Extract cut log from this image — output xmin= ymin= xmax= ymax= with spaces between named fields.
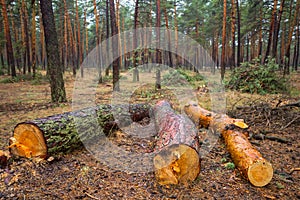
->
xmin=152 ymin=100 xmax=200 ymax=185
xmin=8 ymin=104 xmax=150 ymax=159
xmin=184 ymin=102 xmax=273 ymax=187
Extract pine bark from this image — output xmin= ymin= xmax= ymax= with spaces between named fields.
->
xmin=153 ymin=101 xmax=200 ymax=185
xmin=155 ymin=0 xmax=161 ymax=89
xmin=109 ymin=0 xmax=120 ymax=91
xmin=133 ymin=0 xmax=139 ymax=82
xmin=1 ymin=0 xmax=16 ymax=77
xmin=230 ymin=0 xmax=236 ymax=68
xmin=9 ymin=104 xmax=150 ymax=158
xmin=184 ymin=103 xmax=273 ymax=187
xmin=264 ymin=0 xmax=278 ymax=64
xmin=40 ymin=0 xmax=67 ymax=103
xmin=221 ymin=0 xmax=227 ymax=80
xmin=31 ymin=0 xmax=37 ymax=77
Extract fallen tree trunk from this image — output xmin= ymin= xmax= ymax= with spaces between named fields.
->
xmin=184 ymin=102 xmax=273 ymax=187
xmin=152 ymin=100 xmax=200 ymax=185
xmin=9 ymin=104 xmax=150 ymax=159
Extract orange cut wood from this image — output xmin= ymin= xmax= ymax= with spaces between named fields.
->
xmin=184 ymin=102 xmax=273 ymax=187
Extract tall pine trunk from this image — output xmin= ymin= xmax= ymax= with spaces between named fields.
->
xmin=109 ymin=0 xmax=120 ymax=91
xmin=284 ymin=0 xmax=300 ymax=75
xmin=31 ymin=0 xmax=37 ymax=77
xmin=40 ymin=0 xmax=67 ymax=103
xmin=155 ymin=0 xmax=161 ymax=89
xmin=264 ymin=0 xmax=278 ymax=64
xmin=230 ymin=0 xmax=236 ymax=68
xmin=1 ymin=0 xmax=16 ymax=77
xmin=221 ymin=0 xmax=227 ymax=80
xmin=133 ymin=0 xmax=139 ymax=82
xmin=236 ymin=0 xmax=241 ymax=67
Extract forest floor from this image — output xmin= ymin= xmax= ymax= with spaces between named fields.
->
xmin=0 ymin=70 xmax=299 ymax=199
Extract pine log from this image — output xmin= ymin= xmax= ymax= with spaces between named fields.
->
xmin=8 ymin=104 xmax=150 ymax=159
xmin=153 ymin=100 xmax=200 ymax=185
xmin=184 ymin=102 xmax=273 ymax=187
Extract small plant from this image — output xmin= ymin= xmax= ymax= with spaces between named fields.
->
xmin=276 ymin=182 xmax=284 ymax=189
xmin=225 ymin=162 xmax=235 ymax=170
xmin=220 ymin=157 xmax=227 ymax=163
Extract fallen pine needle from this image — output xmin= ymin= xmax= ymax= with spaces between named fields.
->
xmin=85 ymin=192 xmax=100 ymax=200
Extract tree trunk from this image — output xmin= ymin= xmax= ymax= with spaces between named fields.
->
xmin=293 ymin=20 xmax=299 ymax=71
xmin=153 ymin=101 xmax=200 ymax=185
xmin=93 ymin=0 xmax=102 ymax=83
xmin=75 ymin=0 xmax=82 ymax=67
xmin=155 ymin=0 xmax=161 ymax=89
xmin=164 ymin=7 xmax=173 ymax=68
xmin=40 ymin=0 xmax=67 ymax=103
xmin=109 ymin=0 xmax=120 ymax=91
xmin=221 ymin=0 xmax=227 ymax=80
xmin=9 ymin=8 xmax=21 ymax=73
xmin=133 ymin=0 xmax=139 ymax=82
xmin=264 ymin=0 xmax=278 ymax=64
xmin=9 ymin=104 xmax=150 ymax=159
xmin=230 ymin=0 xmax=236 ymax=68
xmin=284 ymin=0 xmax=300 ymax=75
xmin=236 ymin=0 xmax=241 ymax=67
xmin=184 ymin=103 xmax=273 ymax=187
xmin=105 ymin=0 xmax=110 ymax=77
xmin=38 ymin=2 xmax=46 ymax=70
xmin=272 ymin=0 xmax=285 ymax=61
xmin=31 ymin=0 xmax=37 ymax=78
xmin=22 ymin=0 xmax=31 ymax=73
xmin=1 ymin=0 xmax=16 ymax=77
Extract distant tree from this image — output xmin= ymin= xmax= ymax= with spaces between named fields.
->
xmin=221 ymin=0 xmax=227 ymax=80
xmin=31 ymin=0 xmax=37 ymax=78
xmin=40 ymin=0 xmax=66 ymax=103
xmin=230 ymin=0 xmax=236 ymax=68
xmin=21 ymin=0 xmax=31 ymax=73
xmin=109 ymin=0 xmax=120 ymax=91
xmin=284 ymin=0 xmax=300 ymax=74
xmin=133 ymin=0 xmax=139 ymax=82
xmin=264 ymin=0 xmax=278 ymax=64
xmin=155 ymin=0 xmax=161 ymax=89
xmin=1 ymin=0 xmax=16 ymax=77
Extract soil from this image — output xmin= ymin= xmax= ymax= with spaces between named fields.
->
xmin=0 ymin=71 xmax=299 ymax=199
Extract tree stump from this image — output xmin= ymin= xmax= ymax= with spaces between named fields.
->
xmin=184 ymin=102 xmax=273 ymax=187
xmin=152 ymin=100 xmax=200 ymax=185
xmin=9 ymin=104 xmax=150 ymax=159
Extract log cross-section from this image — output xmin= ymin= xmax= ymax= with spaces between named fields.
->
xmin=9 ymin=104 xmax=150 ymax=159
xmin=184 ymin=102 xmax=273 ymax=187
xmin=153 ymin=100 xmax=200 ymax=185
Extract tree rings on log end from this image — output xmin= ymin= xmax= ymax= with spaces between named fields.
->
xmin=248 ymin=160 xmax=273 ymax=187
xmin=153 ymin=144 xmax=200 ymax=185
xmin=9 ymin=123 xmax=47 ymax=159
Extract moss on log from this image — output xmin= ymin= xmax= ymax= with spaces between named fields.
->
xmin=153 ymin=100 xmax=200 ymax=185
xmin=9 ymin=104 xmax=150 ymax=159
xmin=184 ymin=102 xmax=273 ymax=187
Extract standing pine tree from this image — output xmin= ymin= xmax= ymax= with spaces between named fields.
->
xmin=40 ymin=0 xmax=66 ymax=102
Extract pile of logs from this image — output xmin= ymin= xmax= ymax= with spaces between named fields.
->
xmin=6 ymin=100 xmax=273 ymax=187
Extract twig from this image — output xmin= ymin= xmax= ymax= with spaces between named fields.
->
xmin=252 ymin=134 xmax=290 ymax=144
xmin=281 ymin=101 xmax=300 ymax=107
xmin=85 ymin=192 xmax=100 ymax=200
xmin=280 ymin=115 xmax=300 ymax=130
xmin=289 ymin=168 xmax=300 ymax=175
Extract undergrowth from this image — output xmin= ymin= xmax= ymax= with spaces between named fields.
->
xmin=0 ymin=72 xmax=48 ymax=84
xmin=225 ymin=59 xmax=289 ymax=95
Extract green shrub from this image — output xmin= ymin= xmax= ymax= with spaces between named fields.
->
xmin=162 ymin=69 xmax=205 ymax=86
xmin=225 ymin=58 xmax=288 ymax=94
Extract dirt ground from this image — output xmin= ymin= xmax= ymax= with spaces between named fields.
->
xmin=0 ymin=70 xmax=299 ymax=199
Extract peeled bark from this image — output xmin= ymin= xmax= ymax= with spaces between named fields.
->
xmin=9 ymin=104 xmax=150 ymax=159
xmin=184 ymin=103 xmax=273 ymax=187
xmin=153 ymin=101 xmax=200 ymax=185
